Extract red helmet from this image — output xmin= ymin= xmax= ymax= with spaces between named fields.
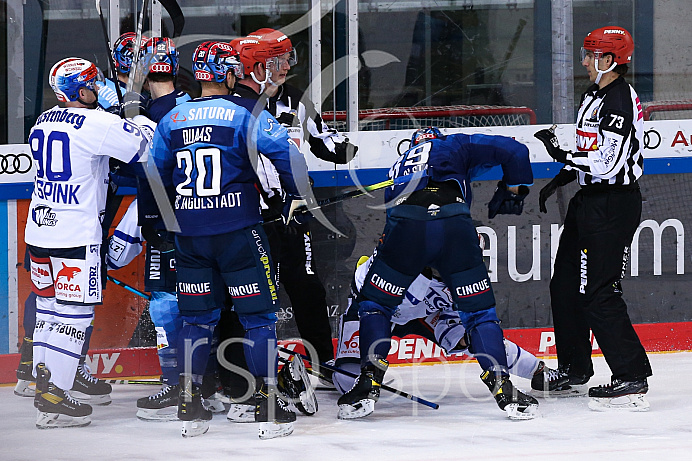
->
xmin=583 ymin=26 xmax=634 ymax=65
xmin=231 ymin=28 xmax=296 ymax=77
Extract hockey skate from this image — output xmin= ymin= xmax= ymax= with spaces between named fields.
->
xmin=531 ymin=363 xmax=588 ymax=398
xmin=588 ymin=378 xmax=650 ymax=412
xmin=227 ymin=394 xmax=256 ymax=423
xmin=35 ymin=363 xmax=92 ymax=429
xmin=15 ymin=337 xmax=35 ymax=397
xmin=337 ymin=358 xmax=388 ymax=420
xmin=255 ymin=383 xmax=296 ymax=440
xmin=136 ymin=384 xmax=180 ymax=421
xmin=278 ymin=355 xmax=318 ymax=416
xmin=481 ymin=370 xmax=539 ymax=420
xmin=71 ymin=363 xmax=112 ymax=406
xmin=200 ymin=374 xmax=226 ymax=414
xmin=179 ymin=375 xmax=213 ymax=437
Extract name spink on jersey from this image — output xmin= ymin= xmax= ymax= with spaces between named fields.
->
xmin=34 ymin=180 xmax=80 ymax=204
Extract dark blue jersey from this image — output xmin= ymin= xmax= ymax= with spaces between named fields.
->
xmin=386 ymin=133 xmax=533 ymax=206
xmin=150 ymin=95 xmax=308 ymax=236
xmin=149 ymin=90 xmax=191 ymax=123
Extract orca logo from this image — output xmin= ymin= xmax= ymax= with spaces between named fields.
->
xmin=57 ymin=262 xmax=81 ymax=281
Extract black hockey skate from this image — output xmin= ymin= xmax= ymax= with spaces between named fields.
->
xmin=35 ymin=363 xmax=93 ymax=429
xmin=200 ymin=374 xmax=226 ymax=414
xmin=531 ymin=363 xmax=589 ymax=397
xmin=136 ymin=384 xmax=180 ymax=421
xmin=481 ymin=370 xmax=539 ymax=420
xmin=531 ymin=361 xmax=570 ymax=395
xmin=337 ymin=358 xmax=388 ymax=420
xmin=278 ymin=355 xmax=318 ymax=415
xmin=178 ymin=375 xmax=213 ymax=437
xmin=255 ymin=383 xmax=296 ymax=440
xmin=588 ymin=378 xmax=649 ymax=412
xmin=15 ymin=337 xmax=35 ymax=397
xmin=71 ymin=363 xmax=112 ymax=406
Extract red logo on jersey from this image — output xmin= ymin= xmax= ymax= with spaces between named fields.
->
xmin=343 ymin=331 xmax=360 ymax=350
xmin=576 ymin=129 xmax=598 ymax=151
xmin=56 ymin=262 xmax=81 ymax=281
xmin=170 ymin=111 xmax=187 ymax=123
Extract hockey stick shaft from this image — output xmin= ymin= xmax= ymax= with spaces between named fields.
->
xmin=107 ymin=275 xmax=151 ymax=300
xmin=278 ymin=346 xmax=439 ymax=409
xmin=95 ymin=0 xmax=124 ymax=107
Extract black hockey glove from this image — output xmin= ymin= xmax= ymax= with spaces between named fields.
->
xmin=333 ymin=140 xmax=359 ymax=164
xmin=276 ymin=112 xmax=298 ymax=127
xmin=487 ymin=180 xmax=530 ymax=219
xmin=534 ymin=128 xmax=569 ymax=164
xmin=538 ymin=168 xmax=577 ymax=213
xmin=282 ymin=196 xmax=313 ymax=226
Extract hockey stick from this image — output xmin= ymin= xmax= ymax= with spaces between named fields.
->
xmin=278 ymin=346 xmax=440 ymax=410
xmin=159 ymin=0 xmax=185 ymax=38
xmin=104 ymin=378 xmax=162 ymax=385
xmin=95 ymin=0 xmax=124 ymax=108
xmin=107 ymin=275 xmax=152 ymax=300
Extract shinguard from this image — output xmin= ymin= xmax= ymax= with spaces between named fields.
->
xmin=240 ymin=315 xmax=278 ymax=379
xmin=357 ymin=301 xmax=392 ymax=368
xmin=177 ymin=311 xmax=220 ymax=384
xmin=461 ymin=308 xmax=508 ymax=374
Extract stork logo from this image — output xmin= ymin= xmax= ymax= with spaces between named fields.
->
xmin=57 ymin=263 xmax=81 ymax=281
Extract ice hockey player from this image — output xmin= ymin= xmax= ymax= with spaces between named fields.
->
xmin=337 ymin=126 xmax=538 ymax=420
xmin=335 ymin=255 xmax=560 ymax=414
xmin=25 ymin=57 xmax=151 ymax=428
xmin=228 ymin=28 xmax=357 ymax=370
xmin=110 ymin=36 xmax=199 ymax=421
xmin=97 ymin=32 xmax=148 ymax=111
xmin=534 ymin=26 xmax=651 ymax=411
xmin=148 ymin=40 xmax=313 ymax=439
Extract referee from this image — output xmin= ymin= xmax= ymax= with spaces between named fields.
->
xmin=533 ymin=26 xmax=652 ymax=410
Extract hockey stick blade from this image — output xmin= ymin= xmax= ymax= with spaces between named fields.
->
xmin=278 ymin=346 xmax=439 ymax=409
xmin=107 ymin=275 xmax=152 ymax=300
xmin=159 ymin=0 xmax=185 ymax=38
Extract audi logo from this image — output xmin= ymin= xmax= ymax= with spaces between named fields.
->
xmin=643 ymin=129 xmax=661 ymax=150
xmin=0 ymin=152 xmax=33 ymax=174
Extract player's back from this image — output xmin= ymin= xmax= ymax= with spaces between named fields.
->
xmin=26 ymin=106 xmax=147 ymax=248
xmin=153 ymin=95 xmax=272 ymax=236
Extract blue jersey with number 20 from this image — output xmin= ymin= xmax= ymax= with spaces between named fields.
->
xmin=150 ymin=95 xmax=307 ymax=236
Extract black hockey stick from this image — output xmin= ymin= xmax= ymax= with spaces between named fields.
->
xmin=278 ymin=346 xmax=440 ymax=410
xmin=107 ymin=275 xmax=152 ymax=300
xmin=159 ymin=0 xmax=185 ymax=38
xmin=104 ymin=378 xmax=162 ymax=385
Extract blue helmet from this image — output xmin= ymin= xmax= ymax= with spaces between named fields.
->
xmin=193 ymin=41 xmax=243 ymax=83
xmin=410 ymin=126 xmax=443 ymax=147
xmin=112 ymin=32 xmax=148 ymax=74
xmin=141 ymin=37 xmax=179 ymax=76
xmin=49 ymin=57 xmax=104 ymax=102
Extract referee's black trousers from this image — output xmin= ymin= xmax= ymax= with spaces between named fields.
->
xmin=550 ymin=185 xmax=652 ymax=382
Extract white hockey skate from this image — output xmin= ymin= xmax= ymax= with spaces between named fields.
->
xmin=202 ymin=392 xmax=227 ymax=413
xmin=227 ymin=402 xmax=255 ymax=423
xmin=15 ymin=379 xmax=36 ymax=397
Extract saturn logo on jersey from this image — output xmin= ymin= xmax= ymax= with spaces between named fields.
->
xmin=32 ymin=205 xmax=57 ymax=227
xmin=369 ymin=273 xmax=406 ymax=297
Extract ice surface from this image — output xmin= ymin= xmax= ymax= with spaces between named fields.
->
xmin=3 ymin=352 xmax=692 ymax=460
